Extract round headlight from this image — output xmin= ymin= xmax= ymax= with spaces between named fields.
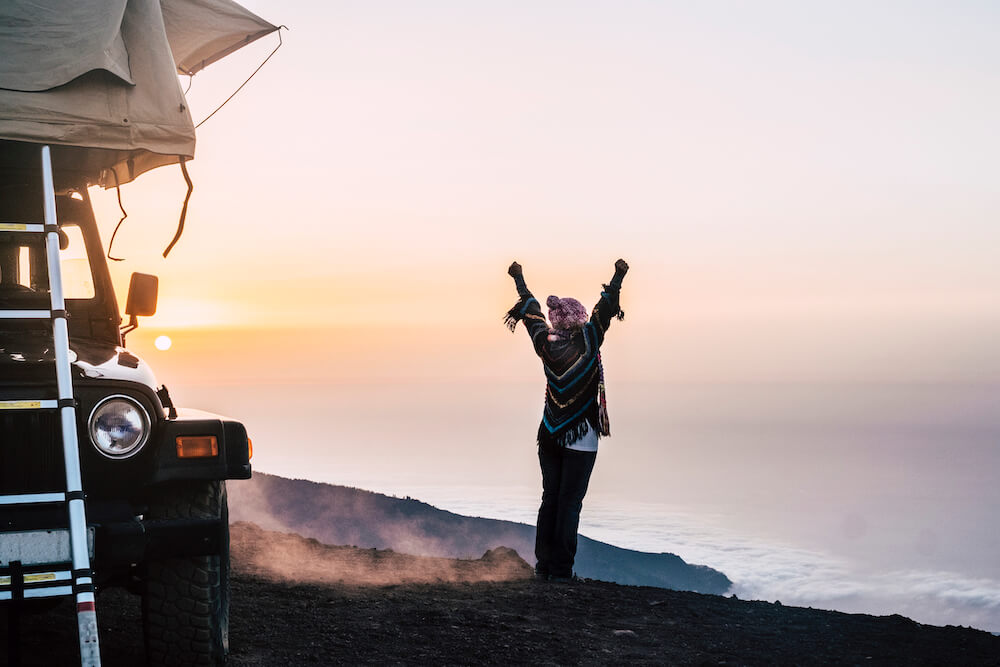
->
xmin=88 ymin=395 xmax=150 ymax=459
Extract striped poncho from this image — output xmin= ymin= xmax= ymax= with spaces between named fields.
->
xmin=506 ymin=279 xmax=623 ymax=449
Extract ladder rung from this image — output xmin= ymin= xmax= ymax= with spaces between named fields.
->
xmin=0 ymin=222 xmax=45 ymax=233
xmin=0 ymin=400 xmax=58 ymax=410
xmin=0 ymin=569 xmax=72 ymax=587
xmin=0 ymin=310 xmax=51 ymax=319
xmin=0 ymin=493 xmax=66 ymax=505
xmin=0 ymin=586 xmax=74 ymax=601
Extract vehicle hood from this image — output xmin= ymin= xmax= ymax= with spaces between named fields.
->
xmin=0 ymin=332 xmax=158 ymax=389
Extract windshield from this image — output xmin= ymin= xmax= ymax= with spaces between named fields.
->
xmin=0 ymin=224 xmax=96 ymax=306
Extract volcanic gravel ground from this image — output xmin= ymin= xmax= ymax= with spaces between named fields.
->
xmin=5 ymin=575 xmax=1000 ymax=665
xmin=3 ymin=524 xmax=1000 ymax=665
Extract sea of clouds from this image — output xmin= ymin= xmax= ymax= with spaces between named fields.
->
xmin=403 ymin=485 xmax=1000 ymax=633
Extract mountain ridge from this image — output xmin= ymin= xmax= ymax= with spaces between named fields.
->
xmin=227 ymin=471 xmax=731 ymax=594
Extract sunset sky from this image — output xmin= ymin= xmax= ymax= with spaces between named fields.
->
xmin=74 ymin=0 xmax=1000 ymax=629
xmin=82 ymin=3 xmax=994 ymax=440
xmin=90 ymin=0 xmax=998 ymax=381
xmin=84 ymin=0 xmax=999 ymax=496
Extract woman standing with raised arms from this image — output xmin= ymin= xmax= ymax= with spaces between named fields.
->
xmin=504 ymin=259 xmax=628 ymax=582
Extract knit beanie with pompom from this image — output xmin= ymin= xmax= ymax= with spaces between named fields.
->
xmin=546 ymin=295 xmax=589 ymax=331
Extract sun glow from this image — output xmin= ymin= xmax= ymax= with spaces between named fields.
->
xmin=154 ymin=335 xmax=173 ymax=351
xmin=139 ymin=297 xmax=238 ymax=329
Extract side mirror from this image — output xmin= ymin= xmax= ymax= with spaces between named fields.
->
xmin=126 ymin=272 xmax=158 ymax=317
xmin=121 ymin=273 xmax=158 ymax=344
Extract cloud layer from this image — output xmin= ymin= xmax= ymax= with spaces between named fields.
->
xmin=421 ymin=487 xmax=1000 ymax=633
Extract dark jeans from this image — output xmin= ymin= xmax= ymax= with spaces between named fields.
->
xmin=535 ymin=445 xmax=598 ymax=578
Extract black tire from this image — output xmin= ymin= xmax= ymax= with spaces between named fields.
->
xmin=142 ymin=480 xmax=230 ymax=666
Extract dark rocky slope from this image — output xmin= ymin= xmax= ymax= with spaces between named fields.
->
xmin=3 ymin=522 xmax=998 ymax=666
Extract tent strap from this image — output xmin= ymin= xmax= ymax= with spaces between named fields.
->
xmin=195 ymin=27 xmax=285 ymax=129
xmin=106 ymin=168 xmax=129 ymax=262
xmin=162 ymin=158 xmax=192 ymax=258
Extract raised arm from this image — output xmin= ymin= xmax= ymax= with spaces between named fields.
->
xmin=504 ymin=261 xmax=549 ymax=355
xmin=589 ymin=258 xmax=628 ymax=345
xmin=508 ymin=261 xmax=530 ymax=298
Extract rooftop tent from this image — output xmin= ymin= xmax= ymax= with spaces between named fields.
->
xmin=0 ymin=0 xmax=279 ymax=187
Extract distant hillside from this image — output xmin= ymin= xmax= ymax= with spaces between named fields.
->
xmin=227 ymin=471 xmax=731 ymax=594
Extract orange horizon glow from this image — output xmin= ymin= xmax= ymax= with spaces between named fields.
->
xmin=79 ymin=0 xmax=998 ymax=395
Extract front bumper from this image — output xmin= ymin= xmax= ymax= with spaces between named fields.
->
xmin=94 ymin=516 xmax=224 ymax=565
xmin=1 ymin=514 xmax=223 ymax=597
xmin=1 ymin=502 xmax=224 ymax=565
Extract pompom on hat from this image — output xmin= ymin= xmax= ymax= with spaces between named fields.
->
xmin=546 ymin=295 xmax=589 ymax=330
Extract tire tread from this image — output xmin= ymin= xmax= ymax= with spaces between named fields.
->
xmin=142 ymin=480 xmax=229 ymax=666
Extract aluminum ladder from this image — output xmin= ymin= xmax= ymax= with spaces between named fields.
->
xmin=0 ymin=145 xmax=101 ymax=666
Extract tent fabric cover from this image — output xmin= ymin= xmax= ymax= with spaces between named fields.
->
xmin=0 ymin=1 xmax=134 ymax=92
xmin=163 ymin=0 xmax=279 ymax=76
xmin=0 ymin=0 xmax=277 ymax=187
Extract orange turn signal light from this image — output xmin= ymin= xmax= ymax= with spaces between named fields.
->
xmin=248 ymin=438 xmax=253 ymax=460
xmin=176 ymin=436 xmax=218 ymax=458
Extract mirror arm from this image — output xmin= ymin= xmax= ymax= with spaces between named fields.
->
xmin=120 ymin=314 xmax=139 ymax=345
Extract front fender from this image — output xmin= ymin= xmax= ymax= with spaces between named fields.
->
xmin=148 ymin=408 xmax=251 ymax=485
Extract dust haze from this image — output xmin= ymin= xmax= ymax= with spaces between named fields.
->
xmin=226 ymin=475 xmax=536 ymax=588
xmin=231 ymin=522 xmax=532 ymax=587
